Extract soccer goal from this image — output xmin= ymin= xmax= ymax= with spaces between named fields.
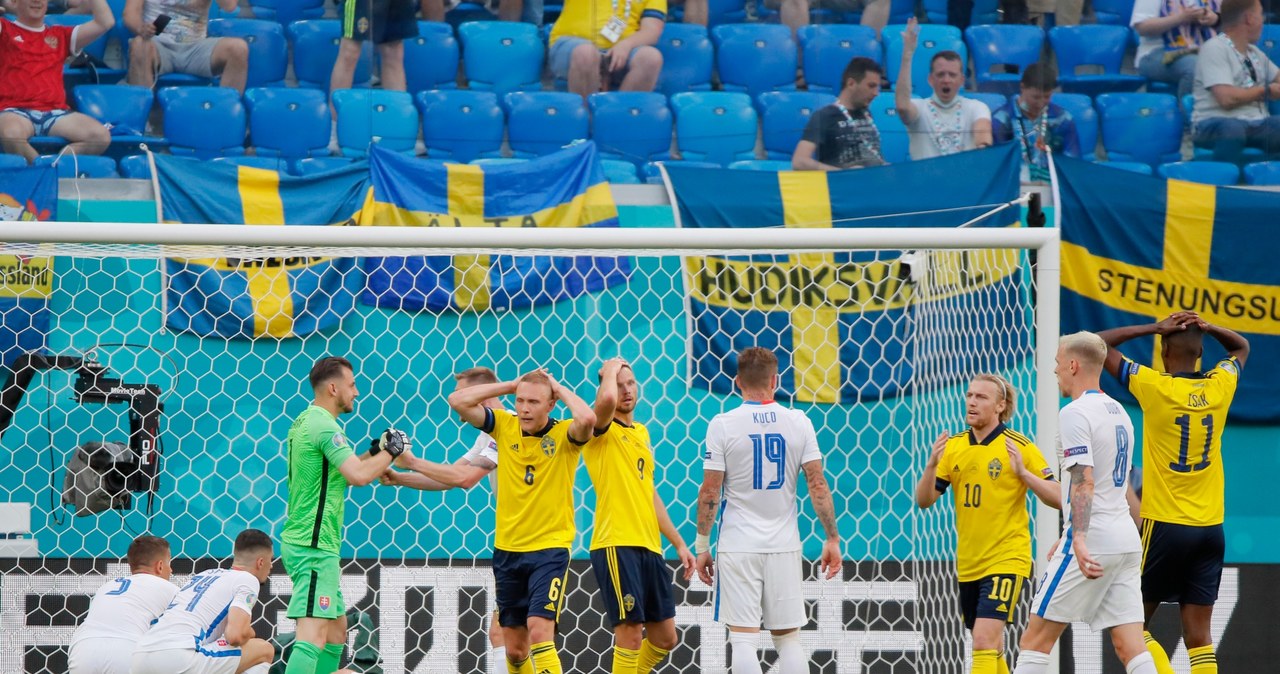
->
xmin=0 ymin=222 xmax=1059 ymax=674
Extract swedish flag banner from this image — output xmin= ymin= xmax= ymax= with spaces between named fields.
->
xmin=0 ymin=166 xmax=57 ymax=366
xmin=1057 ymin=157 xmax=1280 ymax=423
xmin=155 ymin=157 xmax=370 ymax=339
xmin=665 ymin=144 xmax=1026 ymax=404
xmin=359 ymin=143 xmax=629 ymax=312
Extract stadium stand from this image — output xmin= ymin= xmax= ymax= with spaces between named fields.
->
xmin=458 ymin=21 xmax=545 ymax=94
xmin=244 ymin=87 xmax=332 ymax=160
xmin=1244 ymin=160 xmax=1280 ymax=185
xmin=1095 ymin=92 xmax=1183 ymax=166
xmin=796 ymin=24 xmax=882 ymax=95
xmin=158 ymin=87 xmax=248 ymax=159
xmin=333 ymin=90 xmax=420 ymax=157
xmin=654 ymin=23 xmax=715 ymax=97
xmin=1053 ymin=93 xmax=1101 ymax=161
xmin=883 ymin=23 xmax=966 ymax=97
xmin=670 ymin=91 xmax=759 ymax=166
xmin=208 ymin=18 xmax=289 ymax=89
xmin=1158 ymin=161 xmax=1241 ymax=186
xmin=758 ymin=91 xmax=835 ymax=160
xmin=416 ymin=90 xmax=507 ymax=163
xmin=33 ymin=154 xmax=119 ymax=178
xmin=1050 ymin=25 xmax=1146 ymax=97
xmin=404 ymin=22 xmax=461 ymax=93
xmin=589 ymin=92 xmax=675 ymax=168
xmin=712 ymin=24 xmax=799 ymax=105
xmin=505 ymin=92 xmax=590 ymax=158
xmin=965 ymin=24 xmax=1044 ymax=95
xmin=288 ymin=19 xmax=373 ymax=90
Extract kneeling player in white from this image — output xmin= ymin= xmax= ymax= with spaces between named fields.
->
xmin=1013 ymin=333 xmax=1155 ymax=674
xmin=68 ymin=535 xmax=178 ymax=674
xmin=131 ymin=529 xmax=275 ymax=674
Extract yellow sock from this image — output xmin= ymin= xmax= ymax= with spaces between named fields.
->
xmin=1188 ymin=644 xmax=1217 ymax=674
xmin=611 ymin=645 xmax=640 ymax=674
xmin=637 ymin=639 xmax=671 ymax=674
xmin=996 ymin=650 xmax=1010 ymax=674
xmin=1144 ymin=631 xmax=1176 ymax=674
xmin=971 ymin=649 xmax=999 ymax=674
xmin=530 ymin=641 xmax=562 ymax=674
xmin=520 ymin=656 xmax=535 ymax=674
xmin=506 ymin=655 xmax=531 ymax=674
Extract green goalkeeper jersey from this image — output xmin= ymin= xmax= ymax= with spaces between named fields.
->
xmin=283 ymin=405 xmax=356 ymax=554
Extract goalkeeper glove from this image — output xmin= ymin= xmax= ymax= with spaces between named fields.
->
xmin=368 ymin=428 xmax=410 ymax=458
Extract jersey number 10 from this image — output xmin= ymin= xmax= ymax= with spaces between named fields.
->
xmin=750 ymin=433 xmax=786 ymax=490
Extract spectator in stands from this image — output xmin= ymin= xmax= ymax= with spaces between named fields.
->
xmin=992 ymin=63 xmax=1081 ymax=181
xmin=331 ymin=0 xmax=418 ymax=95
xmin=762 ymin=0 xmax=890 ymax=34
xmin=124 ymin=0 xmax=248 ymax=94
xmin=895 ymin=18 xmax=993 ymax=160
xmin=1132 ymin=0 xmax=1220 ymax=100
xmin=0 ymin=0 xmax=113 ymax=163
xmin=1191 ymin=0 xmax=1280 ymax=163
xmin=549 ymin=0 xmax=664 ymax=100
xmin=949 ymin=0 xmax=1029 ymax=29
xmin=420 ymin=0 xmax=543 ymax=24
xmin=792 ymin=57 xmax=887 ymax=170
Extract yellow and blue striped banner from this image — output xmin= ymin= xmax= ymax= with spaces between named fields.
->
xmin=358 ymin=143 xmax=628 ymax=313
xmin=155 ymin=157 xmax=371 ymax=339
xmin=1058 ymin=157 xmax=1280 ymax=422
xmin=666 ymin=145 xmax=1024 ymax=404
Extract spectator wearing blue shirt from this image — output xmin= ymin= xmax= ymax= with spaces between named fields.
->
xmin=992 ymin=63 xmax=1081 ymax=182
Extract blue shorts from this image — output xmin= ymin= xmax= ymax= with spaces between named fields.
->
xmin=493 ymin=548 xmax=571 ymax=627
xmin=548 ymin=36 xmax=644 ymax=83
xmin=957 ymin=573 xmax=1025 ymax=630
xmin=2 ymin=108 xmax=70 ymax=135
xmin=1140 ymin=520 xmax=1225 ymax=605
xmin=589 ymin=546 xmax=677 ymax=627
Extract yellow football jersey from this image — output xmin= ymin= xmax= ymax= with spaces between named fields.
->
xmin=936 ymin=424 xmax=1053 ymax=582
xmin=485 ymin=408 xmax=585 ymax=552
xmin=583 ymin=420 xmax=662 ymax=553
xmin=1120 ymin=355 xmax=1241 ymax=526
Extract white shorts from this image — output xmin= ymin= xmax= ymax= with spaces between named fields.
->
xmin=714 ymin=550 xmax=806 ymax=630
xmin=68 ymin=637 xmax=133 ymax=674
xmin=130 ymin=647 xmax=240 ymax=674
xmin=1030 ymin=550 xmax=1144 ymax=631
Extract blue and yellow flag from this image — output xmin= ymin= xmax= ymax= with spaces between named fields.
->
xmin=359 ymin=143 xmax=628 ymax=312
xmin=0 ymin=166 xmax=57 ymax=366
xmin=155 ymin=157 xmax=370 ymax=339
xmin=1058 ymin=157 xmax=1280 ymax=422
xmin=666 ymin=145 xmax=1025 ymax=404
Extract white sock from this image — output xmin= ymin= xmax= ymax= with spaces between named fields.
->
xmin=491 ymin=646 xmax=507 ymax=674
xmin=1012 ymin=649 xmax=1051 ymax=674
xmin=771 ymin=631 xmax=806 ymax=674
xmin=242 ymin=665 xmax=271 ymax=674
xmin=1126 ymin=651 xmax=1157 ymax=674
xmin=729 ymin=631 xmax=763 ymax=674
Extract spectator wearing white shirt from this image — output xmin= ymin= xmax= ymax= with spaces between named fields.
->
xmin=895 ymin=18 xmax=993 ymax=160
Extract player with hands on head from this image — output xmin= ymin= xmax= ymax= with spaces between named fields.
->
xmin=448 ymin=367 xmax=595 ymax=674
xmin=67 ymin=535 xmax=177 ymax=674
xmin=914 ymin=373 xmax=1059 ymax=674
xmin=131 ymin=529 xmax=276 ymax=674
xmin=585 ymin=357 xmax=694 ymax=674
xmin=693 ymin=347 xmax=841 ymax=674
xmin=1099 ymin=311 xmax=1248 ymax=674
xmin=1012 ymin=333 xmax=1156 ymax=674
xmin=281 ymin=356 xmax=412 ymax=674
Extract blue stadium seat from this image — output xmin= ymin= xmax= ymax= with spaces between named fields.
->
xmin=416 ymin=90 xmax=505 ymax=163
xmin=711 ymin=24 xmax=798 ymax=105
xmin=668 ymin=0 xmax=748 ymax=25
xmin=1053 ymin=93 xmax=1099 ymax=161
xmin=0 ymin=155 xmax=28 ymax=169
xmin=72 ymin=84 xmax=167 ymax=157
xmin=1158 ymin=161 xmax=1240 ymax=185
xmin=44 ymin=15 xmax=126 ymax=85
xmin=601 ymin=159 xmax=641 ymax=184
xmin=967 ymin=92 xmax=1008 ymax=117
xmin=458 ymin=22 xmax=543 ymax=94
xmin=33 ymin=154 xmax=119 ymax=178
xmin=966 ymin=25 xmax=1045 ymax=95
xmin=245 ymin=87 xmax=331 ymax=159
xmin=1050 ymin=26 xmax=1145 ymax=97
xmin=118 ymin=154 xmax=151 ymax=179
xmin=923 ymin=0 xmax=999 ymax=25
xmin=883 ymin=24 xmax=966 ymax=97
xmin=405 ymin=22 xmax=460 ymax=93
xmin=796 ymin=25 xmax=880 ymax=95
xmin=208 ymin=19 xmax=288 ymax=88
xmin=504 ymin=92 xmax=589 ymax=158
xmin=1261 ymin=25 xmax=1280 ymax=66
xmin=1092 ymin=0 xmax=1136 ymax=25
xmin=758 ymin=91 xmax=834 ymax=160
xmin=294 ymin=156 xmax=357 ymax=176
xmin=332 ymin=89 xmax=419 ymax=157
xmin=250 ymin=0 xmax=325 ymax=25
xmin=289 ymin=20 xmax=372 ymax=90
xmin=869 ymin=92 xmax=910 ymax=164
xmin=729 ymin=159 xmax=793 ymax=171
xmin=655 ymin=24 xmax=714 ymax=97
xmin=158 ymin=87 xmax=247 ymax=159
xmin=588 ymin=92 xmax=673 ymax=167
xmin=1095 ymin=93 xmax=1182 ymax=166
xmin=670 ymin=92 xmax=758 ymax=166
xmin=1096 ymin=160 xmax=1154 ymax=174
xmin=212 ymin=156 xmax=292 ymax=172
xmin=1244 ymin=161 xmax=1280 ymax=185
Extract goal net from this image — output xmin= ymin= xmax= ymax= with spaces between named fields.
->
xmin=0 ymin=224 xmax=1058 ymax=674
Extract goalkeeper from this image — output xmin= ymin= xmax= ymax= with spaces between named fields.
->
xmin=282 ymin=356 xmax=412 ymax=674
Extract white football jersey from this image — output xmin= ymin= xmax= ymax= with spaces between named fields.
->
xmin=135 ymin=568 xmax=260 ymax=653
xmin=704 ymin=401 xmax=823 ymax=553
xmin=69 ymin=573 xmax=178 ymax=645
xmin=1057 ymin=391 xmax=1142 ymax=555
xmin=461 ymin=431 xmax=499 ymax=491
